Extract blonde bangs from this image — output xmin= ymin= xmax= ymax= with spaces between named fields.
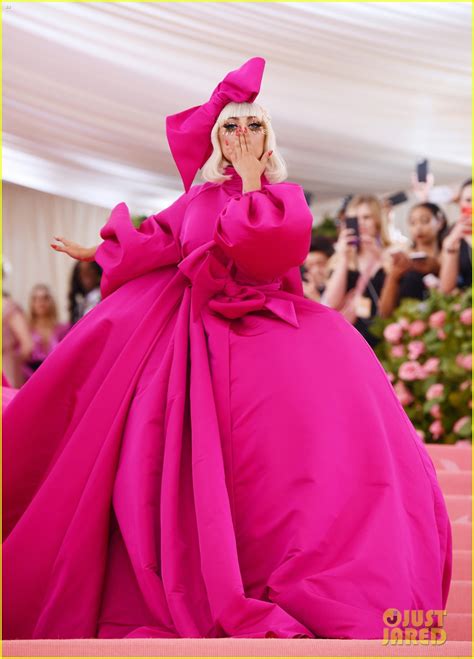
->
xmin=216 ymin=102 xmax=267 ymax=124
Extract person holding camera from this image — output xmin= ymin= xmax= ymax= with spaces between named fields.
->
xmin=321 ymin=194 xmax=391 ymax=347
xmin=378 ymin=203 xmax=447 ymax=318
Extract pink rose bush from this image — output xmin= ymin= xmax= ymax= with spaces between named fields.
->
xmin=429 ymin=310 xmax=446 ymax=328
xmin=394 ymin=381 xmax=414 ymax=406
xmin=429 ymin=404 xmax=441 ymax=419
xmin=384 ymin=323 xmax=403 ymax=343
xmin=453 ymin=416 xmax=471 ymax=434
xmin=371 ymin=287 xmax=472 ymax=443
xmin=408 ymin=320 xmax=427 ymax=337
xmin=407 ymin=340 xmax=425 ymax=360
xmin=424 ymin=358 xmax=440 ymax=374
xmin=426 ymin=383 xmax=445 ymax=400
xmin=428 ymin=420 xmax=444 ymax=441
xmin=460 ymin=308 xmax=472 ymax=326
xmin=398 ymin=361 xmax=425 ymax=381
xmin=456 ymin=354 xmax=472 ymax=370
xmin=391 ymin=344 xmax=405 ymax=358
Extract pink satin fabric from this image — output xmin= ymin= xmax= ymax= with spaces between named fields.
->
xmin=2 ymin=168 xmax=452 ymax=640
xmin=166 ymin=57 xmax=265 ymax=191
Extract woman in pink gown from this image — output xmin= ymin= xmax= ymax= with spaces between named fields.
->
xmin=3 ymin=58 xmax=451 ymax=641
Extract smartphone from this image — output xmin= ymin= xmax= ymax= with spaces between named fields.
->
xmin=416 ymin=159 xmax=429 ymax=183
xmin=386 ymin=191 xmax=408 ymax=206
xmin=344 ymin=216 xmax=360 ymax=251
xmin=410 ymin=252 xmax=428 ymax=261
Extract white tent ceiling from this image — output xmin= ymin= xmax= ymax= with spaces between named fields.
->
xmin=3 ymin=1 xmax=472 ymax=214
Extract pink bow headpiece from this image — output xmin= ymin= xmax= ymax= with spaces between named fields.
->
xmin=166 ymin=57 xmax=266 ymax=192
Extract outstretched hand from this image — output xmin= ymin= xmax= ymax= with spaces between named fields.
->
xmin=51 ymin=237 xmax=96 ymax=262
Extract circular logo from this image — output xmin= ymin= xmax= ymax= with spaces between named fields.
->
xmin=383 ymin=609 xmax=402 ymax=627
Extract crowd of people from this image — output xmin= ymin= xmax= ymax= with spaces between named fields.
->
xmin=2 ymin=177 xmax=471 ymax=387
xmin=302 ymin=177 xmax=472 ymax=348
xmin=2 ymin=261 xmax=102 ymax=387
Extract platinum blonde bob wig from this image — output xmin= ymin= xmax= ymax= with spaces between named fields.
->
xmin=201 ymin=102 xmax=288 ymax=185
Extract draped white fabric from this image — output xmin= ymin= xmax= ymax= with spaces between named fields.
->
xmin=3 ymin=181 xmax=109 ymax=322
xmin=2 ymin=2 xmax=471 ymax=319
xmin=3 ymin=1 xmax=471 ymax=213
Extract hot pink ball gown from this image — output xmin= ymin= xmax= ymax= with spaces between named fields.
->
xmin=2 ymin=167 xmax=452 ymax=640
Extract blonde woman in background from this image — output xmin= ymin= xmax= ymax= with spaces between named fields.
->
xmin=321 ymin=194 xmax=392 ymax=347
xmin=22 ymin=284 xmax=70 ymax=382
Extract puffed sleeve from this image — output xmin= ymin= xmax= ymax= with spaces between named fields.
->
xmin=213 ymin=182 xmax=313 ymax=282
xmin=95 ymin=192 xmax=190 ymax=298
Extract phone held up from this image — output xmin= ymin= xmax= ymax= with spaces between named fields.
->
xmin=344 ymin=216 xmax=360 ymax=252
xmin=386 ymin=191 xmax=408 ymax=207
xmin=416 ymin=158 xmax=429 ymax=183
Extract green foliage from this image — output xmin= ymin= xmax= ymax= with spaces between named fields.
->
xmin=371 ymin=287 xmax=472 ymax=444
xmin=131 ymin=215 xmax=148 ymax=229
xmin=313 ymin=216 xmax=338 ymax=241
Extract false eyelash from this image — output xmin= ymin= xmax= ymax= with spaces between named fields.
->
xmin=221 ymin=122 xmax=266 ymax=133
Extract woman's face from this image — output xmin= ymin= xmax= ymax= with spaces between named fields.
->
xmin=79 ymin=262 xmax=100 ymax=292
xmin=408 ymin=207 xmax=440 ymax=246
xmin=218 ymin=115 xmax=266 ymax=163
xmin=304 ymin=251 xmax=330 ymax=287
xmin=355 ymin=203 xmax=379 ymax=237
xmin=31 ymin=286 xmax=54 ymax=318
xmin=460 ymin=183 xmax=472 ymax=209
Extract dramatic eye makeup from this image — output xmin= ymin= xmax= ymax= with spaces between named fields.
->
xmin=221 ymin=117 xmax=265 ymax=134
xmin=248 ymin=121 xmax=264 ymax=132
xmin=222 ymin=122 xmax=238 ymax=133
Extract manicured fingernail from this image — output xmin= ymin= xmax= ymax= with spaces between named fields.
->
xmin=269 ymin=150 xmax=273 ymax=155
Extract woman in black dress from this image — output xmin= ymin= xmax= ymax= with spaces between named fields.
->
xmin=321 ymin=194 xmax=390 ymax=348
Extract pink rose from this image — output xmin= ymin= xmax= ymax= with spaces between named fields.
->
xmin=408 ymin=340 xmax=425 ymax=360
xmin=453 ymin=416 xmax=471 ymax=434
xmin=384 ymin=323 xmax=403 ymax=344
xmin=453 ymin=303 xmax=462 ymax=311
xmin=394 ymin=381 xmax=414 ymax=406
xmin=429 ymin=310 xmax=446 ymax=328
xmin=399 ymin=360 xmax=424 ymax=381
xmin=429 ymin=404 xmax=441 ymax=419
xmin=429 ymin=419 xmax=444 ymax=440
xmin=391 ymin=345 xmax=406 ymax=358
xmin=398 ymin=318 xmax=410 ymax=330
xmin=460 ymin=380 xmax=471 ymax=391
xmin=460 ymin=308 xmax=472 ymax=326
xmin=456 ymin=354 xmax=472 ymax=370
xmin=424 ymin=357 xmax=440 ymax=374
xmin=426 ymin=383 xmax=445 ymax=400
xmin=387 ymin=371 xmax=396 ymax=382
xmin=408 ymin=320 xmax=426 ymax=337
xmin=415 ymin=428 xmax=425 ymax=440
xmin=437 ymin=329 xmax=447 ymax=340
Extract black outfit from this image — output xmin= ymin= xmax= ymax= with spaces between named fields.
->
xmin=457 ymin=238 xmax=472 ymax=289
xmin=346 ymin=267 xmax=386 ymax=348
xmin=398 ymin=270 xmax=428 ymax=301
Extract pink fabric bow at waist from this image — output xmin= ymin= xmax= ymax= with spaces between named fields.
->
xmin=178 ymin=242 xmax=299 ymax=328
